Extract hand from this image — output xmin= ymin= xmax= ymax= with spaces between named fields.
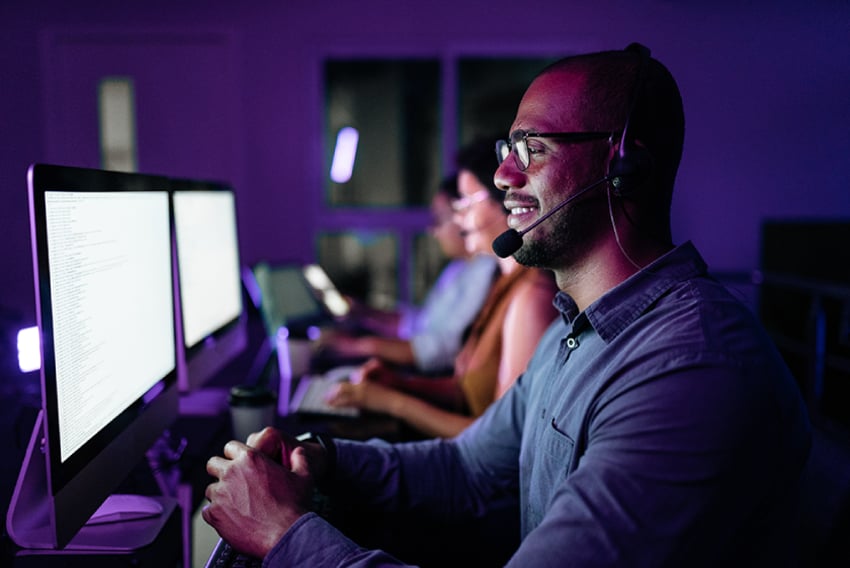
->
xmin=245 ymin=426 xmax=299 ymax=468
xmin=202 ymin=435 xmax=315 ymax=558
xmin=359 ymin=357 xmax=405 ymax=387
xmin=325 ymin=360 xmax=403 ymax=415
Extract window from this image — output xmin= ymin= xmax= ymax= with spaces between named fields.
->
xmin=325 ymin=59 xmax=441 ymax=208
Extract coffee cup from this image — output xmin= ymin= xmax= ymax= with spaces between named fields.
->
xmin=228 ymin=385 xmax=276 ymax=442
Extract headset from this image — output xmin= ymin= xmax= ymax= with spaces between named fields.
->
xmin=492 ymin=42 xmax=659 ymax=259
xmin=607 ymin=42 xmax=654 ymax=198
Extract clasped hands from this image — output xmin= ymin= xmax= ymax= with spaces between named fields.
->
xmin=203 ymin=427 xmax=329 ymax=559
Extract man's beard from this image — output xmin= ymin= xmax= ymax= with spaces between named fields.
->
xmin=512 ymin=195 xmax=605 ymax=270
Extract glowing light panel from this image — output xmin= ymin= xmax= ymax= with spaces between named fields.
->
xmin=17 ymin=326 xmax=41 ymax=372
xmin=330 ymin=126 xmax=359 ymax=183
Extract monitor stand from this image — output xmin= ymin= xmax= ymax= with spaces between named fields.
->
xmin=6 ymin=410 xmax=178 ymax=552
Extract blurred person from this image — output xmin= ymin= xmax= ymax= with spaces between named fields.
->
xmin=322 ymin=174 xmax=498 ymax=374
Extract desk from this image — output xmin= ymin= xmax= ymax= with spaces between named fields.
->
xmin=6 ymin=504 xmax=182 ymax=568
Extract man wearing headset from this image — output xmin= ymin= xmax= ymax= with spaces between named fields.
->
xmin=204 ymin=44 xmax=811 ymax=567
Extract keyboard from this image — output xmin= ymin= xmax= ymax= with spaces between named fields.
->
xmin=290 ymin=366 xmax=361 ymax=417
xmin=205 ymin=538 xmax=263 ymax=568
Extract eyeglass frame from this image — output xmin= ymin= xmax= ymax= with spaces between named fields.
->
xmin=495 ymin=130 xmax=613 ymax=172
xmin=451 ymin=189 xmax=491 ymax=213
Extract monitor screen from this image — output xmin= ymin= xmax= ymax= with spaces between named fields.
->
xmin=302 ymin=264 xmax=351 ymax=319
xmin=252 ymin=262 xmax=328 ymax=338
xmin=6 ymin=164 xmax=179 ymax=551
xmin=171 ymin=179 xmax=247 ymax=394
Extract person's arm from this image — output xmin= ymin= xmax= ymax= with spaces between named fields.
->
xmin=265 ymin=513 xmax=411 ymax=567
xmin=497 ymin=275 xmax=558 ymax=397
xmin=327 ymin=375 xmax=473 ymax=438
xmin=272 ymin=392 xmax=525 ymax=566
xmin=331 ymin=335 xmax=418 ymax=367
xmin=374 ymin=385 xmax=476 ymax=438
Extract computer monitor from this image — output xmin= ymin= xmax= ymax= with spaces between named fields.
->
xmin=171 ymin=179 xmax=247 ymax=395
xmin=6 ymin=164 xmax=179 ymax=551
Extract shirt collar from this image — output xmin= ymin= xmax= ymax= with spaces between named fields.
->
xmin=553 ymin=241 xmax=708 ymax=342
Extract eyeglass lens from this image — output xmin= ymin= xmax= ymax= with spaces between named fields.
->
xmin=495 ymin=132 xmax=531 ymax=171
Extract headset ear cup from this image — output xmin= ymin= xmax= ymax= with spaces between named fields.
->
xmin=608 ymin=144 xmax=653 ymax=197
xmin=609 ymin=42 xmax=654 ymax=198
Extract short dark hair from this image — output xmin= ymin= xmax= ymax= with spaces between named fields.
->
xmin=455 ymin=135 xmax=504 ymax=205
xmin=540 ymin=48 xmax=685 ymax=205
xmin=437 ymin=173 xmax=460 ymax=200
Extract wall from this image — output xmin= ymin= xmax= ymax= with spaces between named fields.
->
xmin=1 ymin=0 xmax=849 ymax=332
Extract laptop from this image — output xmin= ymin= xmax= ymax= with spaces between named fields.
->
xmin=288 ymin=365 xmax=361 ymax=417
xmin=251 ymin=262 xmax=353 ymax=337
xmin=274 ymin=324 xmax=360 ymax=418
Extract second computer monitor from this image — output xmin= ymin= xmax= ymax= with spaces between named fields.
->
xmin=171 ymin=179 xmax=248 ymax=394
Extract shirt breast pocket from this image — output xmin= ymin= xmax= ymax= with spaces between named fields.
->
xmin=527 ymin=419 xmax=576 ymax=528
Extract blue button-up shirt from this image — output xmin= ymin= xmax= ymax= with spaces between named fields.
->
xmin=269 ymin=242 xmax=811 ymax=567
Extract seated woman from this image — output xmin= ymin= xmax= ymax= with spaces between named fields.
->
xmin=320 ymin=174 xmax=498 ymax=375
xmin=326 ymin=137 xmax=558 ymax=438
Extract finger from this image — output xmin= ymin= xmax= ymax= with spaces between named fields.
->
xmin=222 ymin=439 xmax=248 ymax=459
xmin=289 ymin=446 xmax=312 ymax=478
xmin=362 ymin=357 xmax=382 ymax=373
xmin=248 ymin=427 xmax=281 ymax=457
xmin=324 ymin=383 xmax=347 ymax=406
xmin=245 ymin=429 xmax=262 ymax=448
xmin=200 ymin=503 xmax=213 ymax=526
xmin=204 ymin=481 xmax=217 ymax=504
xmin=206 ymin=455 xmax=226 ymax=477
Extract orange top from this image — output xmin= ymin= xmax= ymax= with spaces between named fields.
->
xmin=455 ymin=266 xmax=557 ymax=417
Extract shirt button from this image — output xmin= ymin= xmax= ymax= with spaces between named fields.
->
xmin=566 ymin=336 xmax=579 ymax=349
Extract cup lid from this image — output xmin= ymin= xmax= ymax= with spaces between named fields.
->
xmin=228 ymin=384 xmax=276 ymax=407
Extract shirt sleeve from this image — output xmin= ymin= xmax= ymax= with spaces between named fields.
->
xmin=266 ymin=512 xmax=410 ymax=567
xmin=408 ymin=256 xmax=497 ymax=372
xmin=266 ymin=433 xmax=517 ymax=567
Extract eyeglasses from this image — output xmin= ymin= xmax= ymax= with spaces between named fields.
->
xmin=451 ymin=189 xmax=490 ymax=212
xmin=495 ymin=130 xmax=612 ymax=171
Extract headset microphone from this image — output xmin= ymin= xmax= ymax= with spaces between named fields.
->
xmin=491 ymin=177 xmax=609 ymax=258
